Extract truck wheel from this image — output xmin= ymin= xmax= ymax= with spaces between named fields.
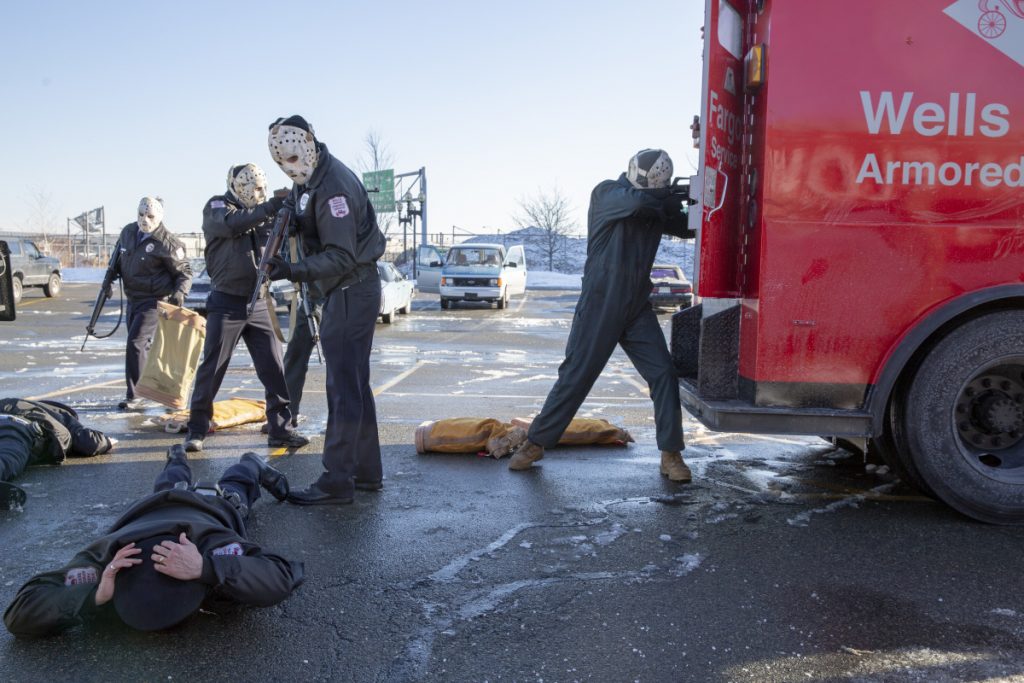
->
xmin=440 ymin=298 xmax=452 ymax=310
xmin=381 ymin=307 xmax=393 ymax=324
xmin=12 ymin=276 xmax=22 ymax=305
xmin=43 ymin=272 xmax=62 ymax=297
xmin=868 ymin=389 xmax=936 ymax=498
xmin=496 ymin=290 xmax=508 ymax=310
xmin=903 ymin=311 xmax=1024 ymax=524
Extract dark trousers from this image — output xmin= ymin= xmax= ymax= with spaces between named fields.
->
xmin=316 ymin=276 xmax=382 ymax=496
xmin=528 ymin=300 xmax=684 ymax=452
xmin=0 ymin=419 xmax=48 ymax=482
xmin=186 ymin=292 xmax=293 ymax=439
xmin=153 ymin=454 xmax=261 ymax=520
xmin=125 ymin=298 xmax=160 ymax=400
xmin=282 ymin=300 xmax=323 ymax=422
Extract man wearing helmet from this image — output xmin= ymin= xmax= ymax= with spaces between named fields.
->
xmin=264 ymin=115 xmax=386 ymax=505
xmin=508 ymin=149 xmax=695 ymax=483
xmin=181 ymin=164 xmax=309 ymax=453
xmin=101 ymin=197 xmax=193 ymax=411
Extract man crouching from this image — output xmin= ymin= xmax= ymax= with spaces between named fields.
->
xmin=4 ymin=447 xmax=302 ymax=635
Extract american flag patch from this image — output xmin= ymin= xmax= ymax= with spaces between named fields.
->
xmin=210 ymin=200 xmax=226 ymax=209
xmin=64 ymin=567 xmax=98 ymax=586
xmin=212 ymin=542 xmax=243 ymax=556
xmin=328 ymin=195 xmax=350 ymax=219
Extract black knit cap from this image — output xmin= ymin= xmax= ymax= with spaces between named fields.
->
xmin=269 ymin=115 xmax=315 ymax=138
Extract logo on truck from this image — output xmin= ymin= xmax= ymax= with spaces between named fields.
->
xmin=944 ymin=0 xmax=1024 ymax=67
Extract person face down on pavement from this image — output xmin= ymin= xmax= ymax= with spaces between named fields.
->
xmin=507 ymin=149 xmax=693 ymax=483
xmin=264 ymin=115 xmax=387 ymax=506
xmin=180 ymin=163 xmax=307 ymax=454
xmin=3 ymin=447 xmax=302 ymax=637
xmin=101 ymin=196 xmax=193 ymax=411
xmin=0 ymin=398 xmax=114 ymax=510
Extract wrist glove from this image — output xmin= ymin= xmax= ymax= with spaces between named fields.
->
xmin=266 ymin=256 xmax=293 ymax=282
xmin=168 ymin=292 xmax=185 ymax=307
xmin=268 ymin=195 xmax=286 ymax=214
xmin=662 ymin=194 xmax=685 ymax=217
xmin=102 ymin=282 xmax=114 ymax=299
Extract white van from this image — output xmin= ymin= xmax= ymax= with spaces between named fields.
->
xmin=437 ymin=243 xmax=527 ymax=309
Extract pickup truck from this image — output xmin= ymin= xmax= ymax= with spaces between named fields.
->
xmin=7 ymin=238 xmax=62 ymax=304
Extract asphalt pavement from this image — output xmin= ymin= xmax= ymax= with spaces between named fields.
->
xmin=1 ymin=284 xmax=1023 ymax=682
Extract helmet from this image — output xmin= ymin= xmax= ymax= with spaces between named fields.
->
xmin=626 ymin=149 xmax=673 ymax=189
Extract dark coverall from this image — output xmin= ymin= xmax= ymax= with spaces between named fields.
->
xmin=0 ymin=398 xmax=112 ymax=506
xmin=528 ymin=174 xmax=691 ymax=452
xmin=284 ymin=143 xmax=386 ymax=497
xmin=102 ymin=223 xmax=192 ymax=402
xmin=4 ymin=455 xmax=304 ymax=637
xmin=186 ymin=193 xmax=295 ymax=439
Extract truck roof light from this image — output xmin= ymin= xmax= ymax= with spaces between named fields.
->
xmin=745 ymin=44 xmax=765 ymax=92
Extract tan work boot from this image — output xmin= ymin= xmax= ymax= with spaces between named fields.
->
xmin=660 ymin=450 xmax=692 ymax=483
xmin=488 ymin=427 xmax=528 ymax=459
xmin=508 ymin=440 xmax=545 ymax=471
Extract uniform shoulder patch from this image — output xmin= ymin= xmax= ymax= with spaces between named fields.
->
xmin=209 ymin=200 xmax=226 ymax=210
xmin=175 ymin=247 xmax=185 ymax=260
xmin=211 ymin=542 xmax=244 ymax=556
xmin=64 ymin=567 xmax=98 ymax=586
xmin=327 ymin=195 xmax=350 ymax=219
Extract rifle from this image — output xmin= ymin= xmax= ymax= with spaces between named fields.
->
xmin=81 ymin=248 xmax=124 ymax=351
xmin=295 ymin=232 xmax=324 ymax=365
xmin=248 ymin=208 xmax=291 ymax=318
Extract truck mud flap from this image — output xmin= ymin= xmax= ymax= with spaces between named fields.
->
xmin=671 ymin=303 xmax=740 ymax=398
xmin=671 ymin=303 xmax=702 ymax=379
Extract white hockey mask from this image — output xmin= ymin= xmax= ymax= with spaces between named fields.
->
xmin=627 ymin=149 xmax=673 ymax=190
xmin=228 ymin=163 xmax=268 ymax=209
xmin=268 ymin=124 xmax=319 ymax=185
xmin=137 ymin=197 xmax=164 ymax=233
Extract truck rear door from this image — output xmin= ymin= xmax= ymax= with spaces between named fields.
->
xmin=693 ymin=0 xmax=748 ymax=299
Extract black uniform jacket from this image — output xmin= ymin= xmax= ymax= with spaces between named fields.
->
xmin=103 ymin=223 xmax=192 ymax=302
xmin=202 ymin=193 xmax=279 ymax=297
xmin=0 ymin=398 xmax=111 ymax=463
xmin=3 ymin=489 xmax=304 ymax=637
xmin=285 ymin=143 xmax=386 ymax=296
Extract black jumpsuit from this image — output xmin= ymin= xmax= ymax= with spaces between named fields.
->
xmin=528 ymin=174 xmax=691 ymax=452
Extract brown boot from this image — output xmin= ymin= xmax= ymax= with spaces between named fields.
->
xmin=488 ymin=427 xmax=528 ymax=459
xmin=660 ymin=450 xmax=692 ymax=483
xmin=508 ymin=440 xmax=545 ymax=470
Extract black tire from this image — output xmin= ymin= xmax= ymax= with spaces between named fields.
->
xmin=381 ymin=307 xmax=393 ymax=324
xmin=496 ymin=290 xmax=507 ymax=310
xmin=868 ymin=389 xmax=936 ymax=497
xmin=440 ymin=298 xmax=451 ymax=310
xmin=904 ymin=310 xmax=1024 ymax=524
xmin=12 ymin=276 xmax=22 ymax=305
xmin=399 ymin=298 xmax=411 ymax=315
xmin=43 ymin=272 xmax=61 ymax=297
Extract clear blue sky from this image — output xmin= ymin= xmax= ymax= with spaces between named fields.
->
xmin=0 ymin=0 xmax=704 ymax=243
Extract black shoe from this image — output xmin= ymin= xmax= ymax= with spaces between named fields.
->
xmin=268 ymin=432 xmax=309 ymax=449
xmin=183 ymin=434 xmax=205 ymax=453
xmin=287 ymin=484 xmax=353 ymax=506
xmin=118 ymin=398 xmax=143 ymax=411
xmin=260 ymin=422 xmax=269 ymax=435
xmin=241 ymin=452 xmax=290 ymax=502
xmin=166 ymin=444 xmax=188 ymax=463
xmin=0 ymin=481 xmax=27 ymax=510
xmin=354 ymin=479 xmax=383 ymax=491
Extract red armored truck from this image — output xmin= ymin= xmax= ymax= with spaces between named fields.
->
xmin=673 ymin=0 xmax=1024 ymax=523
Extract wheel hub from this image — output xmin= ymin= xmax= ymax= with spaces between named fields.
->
xmin=957 ymin=373 xmax=1024 ymax=450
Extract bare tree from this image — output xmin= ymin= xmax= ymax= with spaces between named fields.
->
xmin=21 ymin=188 xmax=62 ymax=250
xmin=358 ymin=129 xmax=396 ymax=239
xmin=513 ymin=187 xmax=576 ymax=271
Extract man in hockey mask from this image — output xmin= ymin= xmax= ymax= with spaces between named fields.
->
xmin=181 ymin=164 xmax=308 ymax=453
xmin=101 ymin=197 xmax=192 ymax=410
xmin=264 ymin=115 xmax=386 ymax=505
xmin=507 ymin=149 xmax=695 ymax=484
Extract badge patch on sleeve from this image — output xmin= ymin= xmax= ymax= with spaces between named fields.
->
xmin=64 ymin=567 xmax=98 ymax=586
xmin=210 ymin=200 xmax=226 ymax=209
xmin=328 ymin=195 xmax=350 ymax=219
xmin=212 ymin=542 xmax=243 ymax=556
xmin=175 ymin=247 xmax=185 ymax=260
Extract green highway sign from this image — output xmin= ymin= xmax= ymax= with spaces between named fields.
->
xmin=362 ymin=169 xmax=395 ymax=213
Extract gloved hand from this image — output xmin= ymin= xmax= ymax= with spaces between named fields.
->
xmin=267 ymin=195 xmax=286 ymax=214
xmin=266 ymin=256 xmax=293 ymax=281
xmin=168 ymin=291 xmax=185 ymax=307
xmin=662 ymin=193 xmax=686 ymax=217
xmin=102 ymin=282 xmax=114 ymax=299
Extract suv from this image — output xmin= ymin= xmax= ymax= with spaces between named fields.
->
xmin=7 ymin=238 xmax=62 ymax=304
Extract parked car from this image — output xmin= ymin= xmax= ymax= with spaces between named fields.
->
xmin=649 ymin=264 xmax=693 ymax=310
xmin=378 ymin=261 xmax=414 ymax=324
xmin=183 ymin=258 xmax=292 ymax=315
xmin=7 ymin=238 xmax=62 ymax=304
xmin=438 ymin=243 xmax=527 ymax=309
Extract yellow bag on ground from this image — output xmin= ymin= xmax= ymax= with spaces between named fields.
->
xmin=415 ymin=418 xmax=527 ymax=459
xmin=157 ymin=398 xmax=267 ymax=434
xmin=135 ymin=302 xmax=206 ymax=409
xmin=510 ymin=417 xmax=634 ymax=446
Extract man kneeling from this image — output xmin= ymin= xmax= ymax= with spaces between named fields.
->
xmin=4 ymin=448 xmax=302 ymax=636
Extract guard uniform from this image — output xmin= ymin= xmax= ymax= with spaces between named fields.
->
xmin=3 ymin=454 xmax=304 ymax=636
xmin=102 ymin=222 xmax=192 ymax=404
xmin=527 ymin=174 xmax=691 ymax=452
xmin=282 ymin=287 xmax=324 ymax=424
xmin=285 ymin=144 xmax=386 ymax=498
xmin=185 ymin=192 xmax=296 ymax=441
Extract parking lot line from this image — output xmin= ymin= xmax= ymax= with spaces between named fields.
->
xmin=28 ymin=378 xmax=124 ymax=401
xmin=373 ymin=361 xmax=426 ymax=396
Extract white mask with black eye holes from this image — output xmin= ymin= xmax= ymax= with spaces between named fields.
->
xmin=268 ymin=125 xmax=319 ymax=185
xmin=137 ymin=196 xmax=164 ymax=233
xmin=227 ymin=163 xmax=268 ymax=209
xmin=626 ymin=149 xmax=674 ymax=190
